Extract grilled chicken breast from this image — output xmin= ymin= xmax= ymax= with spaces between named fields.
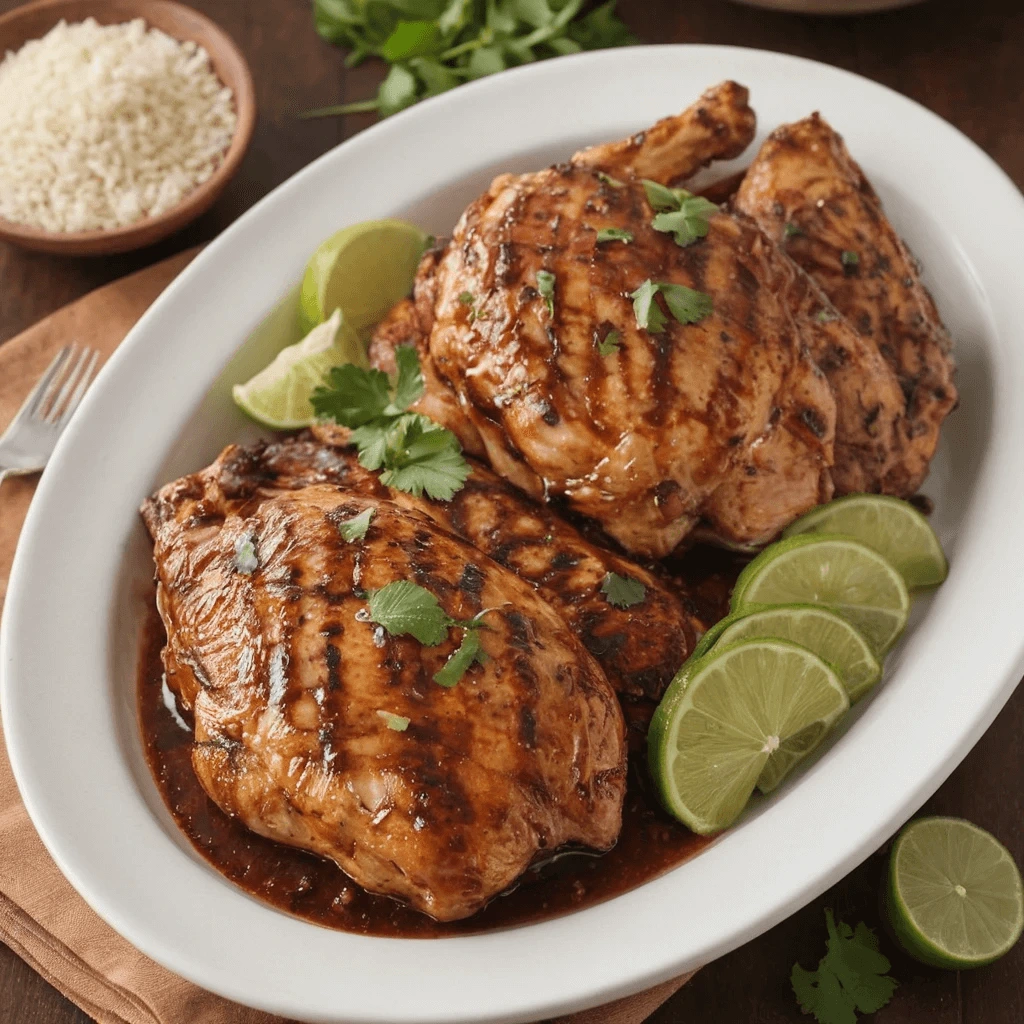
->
xmin=376 ymin=82 xmax=837 ymax=557
xmin=205 ymin=428 xmax=698 ymax=699
xmin=142 ymin=476 xmax=625 ymax=922
xmin=734 ymin=113 xmax=957 ymax=495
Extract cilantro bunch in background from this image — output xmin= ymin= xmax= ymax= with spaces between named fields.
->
xmin=307 ymin=0 xmax=636 ymax=119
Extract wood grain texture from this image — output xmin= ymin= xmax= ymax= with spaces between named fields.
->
xmin=0 ymin=0 xmax=1022 ymax=1021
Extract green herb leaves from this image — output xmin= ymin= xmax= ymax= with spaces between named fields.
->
xmin=312 ymin=344 xmax=470 ymax=500
xmin=337 ymin=508 xmax=375 ymax=542
xmin=366 ymin=580 xmax=492 ymax=687
xmin=309 ymin=0 xmax=636 ymax=120
xmin=596 ymin=227 xmax=634 ymax=244
xmin=597 ymin=329 xmax=621 ymax=356
xmin=791 ymin=910 xmax=897 ymax=1024
xmin=630 ymin=279 xmax=713 ymax=333
xmin=376 ymin=709 xmax=411 ymax=731
xmin=233 ymin=535 xmax=258 ymax=575
xmin=536 ymin=269 xmax=556 ymax=315
xmin=641 ymin=179 xmax=718 ymax=248
xmin=841 ymin=250 xmax=860 ymax=268
xmin=600 ymin=572 xmax=646 ymax=608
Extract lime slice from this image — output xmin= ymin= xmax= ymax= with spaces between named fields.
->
xmin=648 ymin=639 xmax=849 ymax=834
xmin=298 ymin=219 xmax=430 ymax=336
xmin=732 ymin=534 xmax=910 ymax=656
xmin=695 ymin=605 xmax=881 ymax=702
xmin=887 ymin=817 xmax=1024 ymax=969
xmin=784 ymin=494 xmax=948 ymax=589
xmin=232 ymin=310 xmax=365 ymax=429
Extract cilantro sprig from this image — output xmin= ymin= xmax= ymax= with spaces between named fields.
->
xmin=600 ymin=571 xmax=645 ymax=608
xmin=307 ymin=0 xmax=636 ymax=120
xmin=366 ymin=580 xmax=492 ymax=687
xmin=792 ymin=910 xmax=898 ymax=1024
xmin=642 ymin=179 xmax=718 ymax=248
xmin=630 ymin=279 xmax=713 ymax=333
xmin=311 ymin=345 xmax=470 ymax=500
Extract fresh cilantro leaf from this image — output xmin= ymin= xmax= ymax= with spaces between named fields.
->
xmin=652 ymin=196 xmax=718 ymax=247
xmin=367 ymin=580 xmax=451 ymax=645
xmin=784 ymin=221 xmax=803 ymax=239
xmin=391 ymin=344 xmax=426 ymax=411
xmin=376 ymin=709 xmax=411 ymax=731
xmin=641 ymin=178 xmax=691 ymax=212
xmin=337 ymin=507 xmax=375 ymax=543
xmin=378 ymin=414 xmax=471 ymax=500
xmin=438 ymin=0 xmax=472 ymax=34
xmin=536 ymin=270 xmax=556 ymax=315
xmin=791 ymin=910 xmax=897 ymax=1024
xmin=596 ymin=171 xmax=624 ymax=188
xmin=350 ymin=421 xmax=390 ymax=470
xmin=466 ymin=44 xmax=506 ymax=77
xmin=630 ymin=278 xmax=667 ymax=334
xmin=378 ymin=62 xmax=420 ymax=116
xmin=597 ymin=329 xmax=621 ymax=356
xmin=312 ymin=364 xmax=392 ymax=426
xmin=841 ymin=250 xmax=860 ymax=269
xmin=600 ymin=572 xmax=646 ymax=608
xmin=567 ymin=0 xmax=637 ymax=49
xmin=659 ymin=282 xmax=714 ymax=325
xmin=458 ymin=291 xmax=475 ymax=304
xmin=379 ymin=19 xmax=442 ymax=61
xmin=596 ymin=227 xmax=634 ymax=244
xmin=409 ymin=55 xmax=464 ymax=96
xmin=434 ymin=627 xmax=485 ymax=687
xmin=816 ymin=308 xmax=840 ymax=324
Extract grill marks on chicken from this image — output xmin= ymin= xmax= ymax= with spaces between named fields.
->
xmin=142 ymin=477 xmax=625 ymax=922
xmin=424 ymin=160 xmax=835 ymax=556
xmin=734 ymin=114 xmax=957 ymax=495
xmin=199 ymin=429 xmax=697 ymax=700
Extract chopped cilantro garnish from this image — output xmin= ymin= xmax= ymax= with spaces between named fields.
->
xmin=596 ymin=171 xmax=625 ymax=188
xmin=598 ymin=329 xmax=622 ymax=356
xmin=536 ymin=270 xmax=556 ymax=315
xmin=312 ymin=346 xmax=469 ymax=501
xmin=630 ymin=279 xmax=713 ymax=333
xmin=791 ymin=910 xmax=897 ymax=1024
xmin=841 ymin=250 xmax=860 ymax=267
xmin=376 ymin=709 xmax=411 ymax=732
xmin=233 ymin=535 xmax=258 ymax=575
xmin=784 ymin=222 xmax=803 ymax=239
xmin=366 ymin=580 xmax=492 ymax=687
xmin=600 ymin=571 xmax=646 ymax=608
xmin=816 ymin=308 xmax=840 ymax=324
xmin=337 ymin=508 xmax=374 ymax=543
xmin=641 ymin=179 xmax=717 ymax=247
xmin=458 ymin=291 xmax=475 ymax=305
xmin=596 ymin=227 xmax=634 ymax=244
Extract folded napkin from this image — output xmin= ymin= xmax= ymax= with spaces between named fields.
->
xmin=0 ymin=251 xmax=694 ymax=1024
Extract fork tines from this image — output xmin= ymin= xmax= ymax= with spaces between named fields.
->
xmin=31 ymin=345 xmax=101 ymax=426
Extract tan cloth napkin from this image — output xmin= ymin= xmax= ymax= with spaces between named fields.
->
xmin=0 ymin=252 xmax=694 ymax=1024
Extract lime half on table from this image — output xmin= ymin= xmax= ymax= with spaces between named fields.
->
xmin=784 ymin=493 xmax=948 ymax=589
xmin=298 ymin=219 xmax=431 ymax=336
xmin=887 ymin=817 xmax=1024 ymax=969
xmin=232 ymin=310 xmax=364 ymax=429
xmin=648 ymin=639 xmax=849 ymax=834
xmin=693 ymin=605 xmax=881 ymax=702
xmin=731 ymin=534 xmax=910 ymax=656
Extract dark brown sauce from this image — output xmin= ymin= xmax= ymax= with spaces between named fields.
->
xmin=138 ymin=546 xmax=743 ymax=938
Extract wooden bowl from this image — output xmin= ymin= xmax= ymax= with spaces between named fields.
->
xmin=0 ymin=0 xmax=256 ymax=256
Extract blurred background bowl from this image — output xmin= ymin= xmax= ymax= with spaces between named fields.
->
xmin=0 ymin=0 xmax=256 ymax=256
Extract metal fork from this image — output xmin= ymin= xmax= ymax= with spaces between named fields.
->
xmin=0 ymin=345 xmax=101 ymax=487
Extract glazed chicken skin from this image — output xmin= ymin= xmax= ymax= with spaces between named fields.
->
xmin=376 ymin=82 xmax=838 ymax=557
xmin=207 ymin=427 xmax=698 ymax=700
xmin=141 ymin=477 xmax=625 ymax=922
xmin=734 ymin=114 xmax=957 ymax=495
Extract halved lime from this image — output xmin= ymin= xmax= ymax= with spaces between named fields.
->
xmin=232 ymin=310 xmax=365 ymax=429
xmin=732 ymin=534 xmax=910 ymax=656
xmin=298 ymin=219 xmax=430 ymax=335
xmin=694 ymin=605 xmax=881 ymax=702
xmin=648 ymin=639 xmax=849 ymax=834
xmin=784 ymin=494 xmax=948 ymax=589
xmin=887 ymin=817 xmax=1024 ymax=969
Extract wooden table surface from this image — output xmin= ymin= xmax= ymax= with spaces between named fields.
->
xmin=1 ymin=0 xmax=1021 ymax=1021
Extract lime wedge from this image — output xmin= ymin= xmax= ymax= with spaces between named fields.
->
xmin=887 ymin=817 xmax=1024 ymax=969
xmin=732 ymin=534 xmax=910 ymax=656
xmin=648 ymin=639 xmax=849 ymax=834
xmin=232 ymin=310 xmax=365 ymax=429
xmin=784 ymin=494 xmax=948 ymax=589
xmin=694 ymin=605 xmax=881 ymax=702
xmin=298 ymin=219 xmax=430 ymax=335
